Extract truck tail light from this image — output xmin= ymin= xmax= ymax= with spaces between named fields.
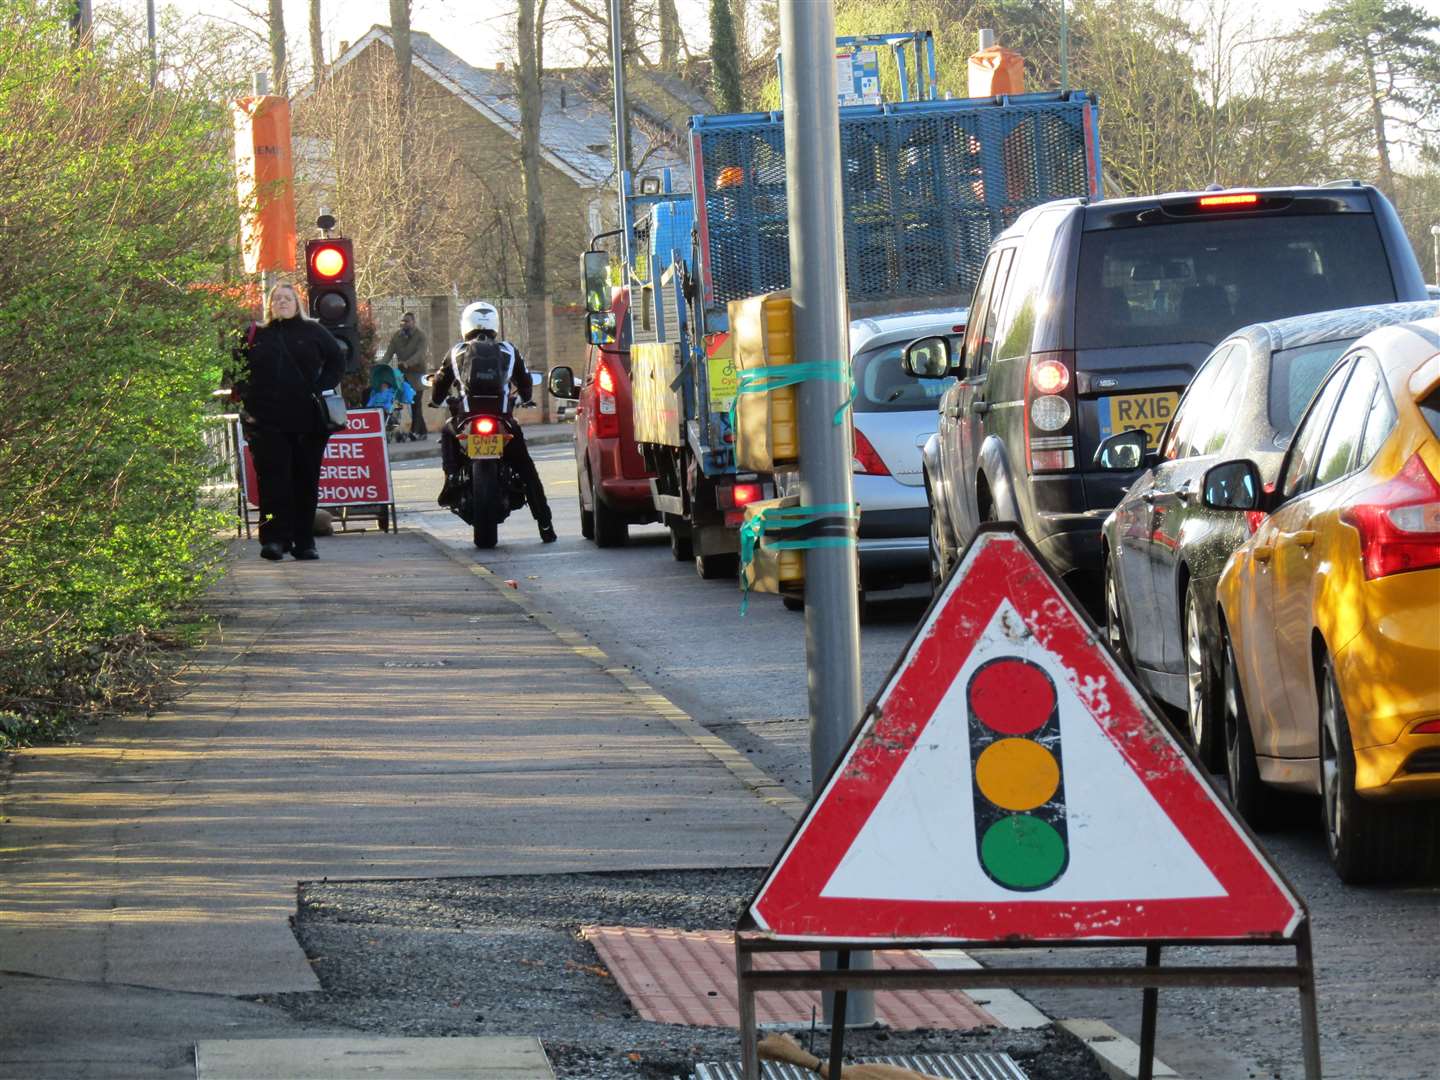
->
xmin=1024 ymin=351 xmax=1077 ymax=473
xmin=717 ymin=479 xmax=773 ymax=510
xmin=593 ymin=357 xmax=619 ymax=438
xmin=852 ymin=428 xmax=891 ymax=476
xmin=1341 ymin=453 xmax=1440 ymax=579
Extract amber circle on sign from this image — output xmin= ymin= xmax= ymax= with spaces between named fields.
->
xmin=975 ymin=738 xmax=1060 ymax=811
xmin=969 ymin=658 xmax=1055 ymax=734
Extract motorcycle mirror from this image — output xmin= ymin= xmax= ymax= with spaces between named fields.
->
xmin=530 ymin=372 xmax=543 ymax=386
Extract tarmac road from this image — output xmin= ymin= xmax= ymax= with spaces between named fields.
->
xmin=397 ymin=442 xmax=1440 ymax=1080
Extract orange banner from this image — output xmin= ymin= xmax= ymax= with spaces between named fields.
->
xmin=232 ymin=95 xmax=297 ymax=274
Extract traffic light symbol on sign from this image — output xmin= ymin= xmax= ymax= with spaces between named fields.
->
xmin=305 ymin=238 xmax=360 ymax=372
xmin=968 ymin=656 xmax=1069 ymax=891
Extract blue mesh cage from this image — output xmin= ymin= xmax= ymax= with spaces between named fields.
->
xmin=691 ymin=92 xmax=1099 ymax=310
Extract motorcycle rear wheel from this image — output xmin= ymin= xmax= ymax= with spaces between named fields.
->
xmin=471 ymin=461 xmax=500 ymax=549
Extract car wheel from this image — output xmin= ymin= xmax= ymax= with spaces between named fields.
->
xmin=927 ymin=502 xmax=946 ymax=595
xmin=695 ymin=552 xmax=738 ymax=580
xmin=1184 ymin=585 xmax=1223 ymax=771
xmin=578 ymin=474 xmax=595 ymax=541
xmin=1103 ymin=558 xmax=1135 ymax=670
xmin=1320 ymin=653 xmax=1410 ymax=883
xmin=1222 ymin=627 xmax=1274 ymax=830
xmin=669 ymin=521 xmax=693 ymax=562
xmin=592 ymin=474 xmax=627 ymax=548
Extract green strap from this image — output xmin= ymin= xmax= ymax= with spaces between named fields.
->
xmin=738 ymin=502 xmax=858 ymax=615
xmin=728 ymin=360 xmax=856 ymax=433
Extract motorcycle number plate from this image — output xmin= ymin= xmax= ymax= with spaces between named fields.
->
xmin=466 ymin=433 xmax=508 ymax=458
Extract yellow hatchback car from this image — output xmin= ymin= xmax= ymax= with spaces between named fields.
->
xmin=1203 ymin=318 xmax=1440 ymax=883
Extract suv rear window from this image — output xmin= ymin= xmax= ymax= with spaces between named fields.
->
xmin=1076 ymin=214 xmax=1396 ymax=349
xmin=852 ymin=340 xmax=955 ymax=413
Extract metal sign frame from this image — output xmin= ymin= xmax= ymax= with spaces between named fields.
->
xmin=735 ymin=524 xmax=1321 ymax=1080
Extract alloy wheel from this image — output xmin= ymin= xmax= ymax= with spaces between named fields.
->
xmin=1320 ymin=666 xmax=1345 ymax=861
xmin=1185 ymin=593 xmax=1208 ymax=754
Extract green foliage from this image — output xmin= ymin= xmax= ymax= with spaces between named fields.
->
xmin=710 ymin=0 xmax=744 ymax=113
xmin=0 ymin=1 xmax=241 ymax=743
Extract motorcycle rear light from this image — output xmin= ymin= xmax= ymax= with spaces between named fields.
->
xmin=471 ymin=416 xmax=498 ymax=435
xmin=852 ymin=428 xmax=890 ymax=476
xmin=1413 ymin=719 xmax=1440 ymax=735
xmin=1340 ymin=453 xmax=1440 ymax=579
xmin=1030 ymin=359 xmax=1071 ymax=395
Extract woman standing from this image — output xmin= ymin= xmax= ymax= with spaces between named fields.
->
xmin=235 ymin=282 xmax=345 ymax=561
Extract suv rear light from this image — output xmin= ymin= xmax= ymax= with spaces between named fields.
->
xmin=852 ymin=428 xmax=891 ymax=476
xmin=593 ymin=357 xmax=619 ymax=438
xmin=1341 ymin=453 xmax=1440 ymax=579
xmin=1024 ymin=351 xmax=1077 ymax=473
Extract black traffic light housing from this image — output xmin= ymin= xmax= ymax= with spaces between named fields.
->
xmin=305 ymin=237 xmax=360 ymax=373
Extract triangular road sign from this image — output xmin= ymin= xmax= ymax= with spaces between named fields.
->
xmin=749 ymin=526 xmax=1303 ymax=944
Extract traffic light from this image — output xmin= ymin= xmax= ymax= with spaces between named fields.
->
xmin=968 ymin=656 xmax=1069 ymax=891
xmin=305 ymin=237 xmax=360 ymax=372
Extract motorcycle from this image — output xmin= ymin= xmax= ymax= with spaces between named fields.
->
xmin=426 ymin=369 xmax=539 ymax=550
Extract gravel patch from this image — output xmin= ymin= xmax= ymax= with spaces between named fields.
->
xmin=264 ymin=868 xmax=1107 ymax=1080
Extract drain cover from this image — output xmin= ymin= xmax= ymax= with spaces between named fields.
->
xmin=692 ymin=1051 xmax=1028 ymax=1080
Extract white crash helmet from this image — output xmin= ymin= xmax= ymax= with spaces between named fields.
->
xmin=460 ymin=301 xmax=499 ymax=337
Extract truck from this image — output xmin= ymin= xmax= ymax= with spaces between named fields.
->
xmin=566 ymin=33 xmax=1105 ymax=578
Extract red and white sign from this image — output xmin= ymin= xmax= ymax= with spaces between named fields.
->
xmin=238 ymin=407 xmax=394 ymax=509
xmin=749 ymin=527 xmax=1302 ymax=945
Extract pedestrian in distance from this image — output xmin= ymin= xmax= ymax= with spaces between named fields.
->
xmin=233 ymin=282 xmax=346 ymax=561
xmin=382 ymin=311 xmax=429 ymax=440
xmin=430 ymin=301 xmax=556 ymax=543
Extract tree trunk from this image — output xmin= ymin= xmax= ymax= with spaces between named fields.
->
xmin=659 ymin=0 xmax=680 ymax=71
xmin=268 ymin=0 xmax=287 ymax=95
xmin=517 ymin=0 xmax=550 ymax=381
xmin=309 ymin=0 xmax=323 ymax=88
xmin=389 ymin=0 xmax=413 ymax=106
xmin=390 ymin=0 xmax=415 ymax=289
xmin=610 ymin=0 xmax=633 ymax=169
xmin=1362 ymin=43 xmax=1394 ymax=197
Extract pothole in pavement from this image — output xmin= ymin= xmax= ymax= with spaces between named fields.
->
xmin=259 ymin=868 xmax=1107 ymax=1080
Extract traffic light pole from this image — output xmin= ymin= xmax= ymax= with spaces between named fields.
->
xmin=780 ymin=0 xmax=872 ymax=1027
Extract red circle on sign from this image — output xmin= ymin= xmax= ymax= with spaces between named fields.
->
xmin=969 ymin=658 xmax=1055 ymax=734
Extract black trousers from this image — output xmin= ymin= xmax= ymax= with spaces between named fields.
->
xmin=439 ymin=421 xmax=551 ymax=529
xmin=248 ymin=427 xmax=329 ymax=549
xmin=406 ymin=377 xmax=427 ymax=435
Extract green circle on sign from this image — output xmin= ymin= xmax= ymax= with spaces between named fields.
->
xmin=980 ymin=815 xmax=1067 ymax=890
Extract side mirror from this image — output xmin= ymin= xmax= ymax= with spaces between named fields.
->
xmin=1093 ymin=429 xmax=1150 ymax=471
xmin=582 ymin=251 xmax=612 ymax=313
xmin=548 ymin=365 xmax=579 ymax=399
xmin=586 ymin=311 xmax=617 ymax=346
xmin=1202 ymin=459 xmax=1263 ymax=511
xmin=902 ymin=336 xmax=952 ymax=379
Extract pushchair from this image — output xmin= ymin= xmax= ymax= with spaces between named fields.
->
xmin=366 ymin=364 xmax=418 ymax=442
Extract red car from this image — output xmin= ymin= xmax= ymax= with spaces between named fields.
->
xmin=571 ymin=288 xmax=658 ymax=546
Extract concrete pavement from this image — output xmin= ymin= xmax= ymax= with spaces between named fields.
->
xmin=0 ymin=524 xmax=789 ymax=1077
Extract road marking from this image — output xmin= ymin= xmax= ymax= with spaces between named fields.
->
xmin=410 ymin=528 xmax=806 ymax=822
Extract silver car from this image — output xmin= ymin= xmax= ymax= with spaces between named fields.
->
xmin=781 ymin=308 xmax=966 ymax=606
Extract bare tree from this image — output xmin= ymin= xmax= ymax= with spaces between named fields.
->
xmin=658 ymin=0 xmax=680 ymax=70
xmin=517 ymin=0 xmax=550 ymax=367
xmin=309 ymin=0 xmax=323 ymax=88
xmin=267 ymin=0 xmax=285 ymax=93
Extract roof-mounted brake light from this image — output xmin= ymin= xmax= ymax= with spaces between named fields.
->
xmin=1197 ymin=193 xmax=1260 ymax=209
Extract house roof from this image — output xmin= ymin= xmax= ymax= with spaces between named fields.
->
xmin=326 ymin=27 xmax=694 ymax=191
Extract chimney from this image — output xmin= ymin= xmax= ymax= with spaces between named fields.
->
xmin=496 ymin=61 xmax=506 ymax=73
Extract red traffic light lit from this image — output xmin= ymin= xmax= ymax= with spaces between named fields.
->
xmin=309 ymin=243 xmax=348 ymax=280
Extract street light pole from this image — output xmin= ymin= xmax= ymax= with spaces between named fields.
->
xmin=780 ymin=0 xmax=872 ymax=1028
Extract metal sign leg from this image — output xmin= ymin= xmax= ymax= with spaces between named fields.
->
xmin=1139 ymin=944 xmax=1161 ymax=1080
xmin=1296 ymin=921 xmax=1323 ymax=1079
xmin=829 ymin=949 xmax=850 ymax=1077
xmin=738 ymin=940 xmax=758 ymax=1080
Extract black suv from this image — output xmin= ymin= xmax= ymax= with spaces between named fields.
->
xmin=904 ymin=183 xmax=1428 ymax=607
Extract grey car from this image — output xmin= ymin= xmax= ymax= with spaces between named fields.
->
xmin=1098 ymin=300 xmax=1439 ymax=768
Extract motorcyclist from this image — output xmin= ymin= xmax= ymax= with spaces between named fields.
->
xmin=431 ymin=301 xmax=557 ymax=544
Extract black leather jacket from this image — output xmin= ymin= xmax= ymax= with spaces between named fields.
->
xmin=429 ymin=334 xmax=532 ymax=414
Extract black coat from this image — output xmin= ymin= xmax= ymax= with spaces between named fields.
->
xmin=237 ymin=316 xmax=345 ymax=433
